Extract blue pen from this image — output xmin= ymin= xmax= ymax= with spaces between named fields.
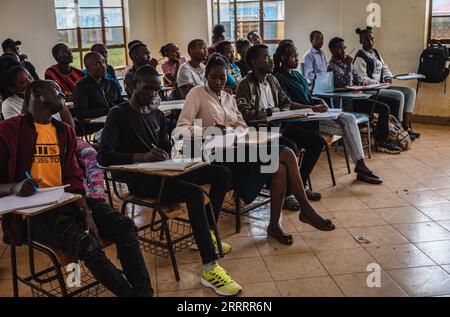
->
xmin=25 ymin=171 xmax=39 ymax=193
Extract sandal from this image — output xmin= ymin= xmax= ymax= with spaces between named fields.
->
xmin=267 ymin=227 xmax=294 ymax=246
xmin=299 ymin=213 xmax=336 ymax=232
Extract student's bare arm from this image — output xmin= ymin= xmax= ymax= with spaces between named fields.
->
xmin=0 ymin=179 xmax=41 ymax=198
xmin=290 ymin=102 xmax=313 ymax=110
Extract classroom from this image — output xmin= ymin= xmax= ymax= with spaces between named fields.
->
xmin=1 ymin=0 xmax=450 ymax=301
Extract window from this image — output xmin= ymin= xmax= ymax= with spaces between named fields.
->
xmin=212 ymin=0 xmax=285 ymax=52
xmin=429 ymin=0 xmax=450 ymax=44
xmin=54 ymin=0 xmax=127 ymax=69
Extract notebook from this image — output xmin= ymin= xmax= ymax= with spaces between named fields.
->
xmin=301 ymin=109 xmax=343 ymax=122
xmin=110 ymin=159 xmax=203 ymax=172
xmin=267 ymin=109 xmax=314 ymax=122
xmin=0 ymin=187 xmax=66 ymax=215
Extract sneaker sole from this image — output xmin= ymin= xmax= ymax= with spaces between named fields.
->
xmin=378 ymin=148 xmax=401 ymax=155
xmin=201 ymin=277 xmax=242 ymax=297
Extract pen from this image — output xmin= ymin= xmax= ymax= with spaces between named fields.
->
xmin=151 ymin=143 xmax=159 ymax=150
xmin=25 ymin=171 xmax=39 ymax=193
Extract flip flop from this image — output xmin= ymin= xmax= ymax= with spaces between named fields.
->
xmin=299 ymin=213 xmax=336 ymax=232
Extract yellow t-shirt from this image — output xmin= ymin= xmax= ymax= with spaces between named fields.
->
xmin=30 ymin=123 xmax=63 ymax=188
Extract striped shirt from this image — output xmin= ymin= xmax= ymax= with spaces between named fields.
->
xmin=45 ymin=65 xmax=83 ymax=97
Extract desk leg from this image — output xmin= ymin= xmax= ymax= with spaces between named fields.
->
xmin=11 ymin=245 xmax=19 ymax=297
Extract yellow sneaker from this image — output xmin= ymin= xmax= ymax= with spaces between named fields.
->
xmin=201 ymin=265 xmax=242 ymax=297
xmin=190 ymin=231 xmax=232 ymax=255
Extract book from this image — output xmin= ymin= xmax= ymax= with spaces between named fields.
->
xmin=267 ymin=109 xmax=314 ymax=122
xmin=300 ymin=109 xmax=343 ymax=122
xmin=110 ymin=159 xmax=203 ymax=172
xmin=0 ymin=187 xmax=66 ymax=215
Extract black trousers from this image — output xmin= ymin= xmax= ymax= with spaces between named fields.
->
xmin=29 ymin=199 xmax=153 ymax=297
xmin=280 ymin=122 xmax=325 ymax=184
xmin=127 ymin=165 xmax=232 ymax=265
xmin=353 ymin=99 xmax=391 ymax=142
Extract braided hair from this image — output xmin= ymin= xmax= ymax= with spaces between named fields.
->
xmin=273 ymin=42 xmax=296 ymax=73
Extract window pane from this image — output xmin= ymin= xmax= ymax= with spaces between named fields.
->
xmin=263 ymin=0 xmax=284 ymax=20
xmin=57 ymin=29 xmax=78 ymax=49
xmin=103 ymin=0 xmax=122 ymax=7
xmin=104 ymin=8 xmax=123 ymax=27
xmin=213 ymin=0 xmax=219 ymax=25
xmin=266 ymin=44 xmax=277 ymax=56
xmin=218 ymin=0 xmax=235 ymax=42
xmin=81 ymin=28 xmax=102 ymax=48
xmin=72 ymin=51 xmax=82 ymax=69
xmin=80 ymin=8 xmax=102 ymax=27
xmin=264 ymin=21 xmax=284 ymax=40
xmin=236 ymin=0 xmax=260 ymax=21
xmin=105 ymin=27 xmax=124 ymax=45
xmin=432 ymin=0 xmax=450 ymax=16
xmin=54 ymin=0 xmax=75 ymax=8
xmin=431 ymin=17 xmax=450 ymax=40
xmin=78 ymin=0 xmax=100 ymax=7
xmin=236 ymin=21 xmax=260 ymax=40
xmin=55 ymin=8 xmax=77 ymax=29
xmin=108 ymin=47 xmax=126 ymax=68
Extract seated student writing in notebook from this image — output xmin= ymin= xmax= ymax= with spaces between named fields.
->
xmin=74 ymin=52 xmax=123 ymax=136
xmin=177 ymin=39 xmax=208 ymax=99
xmin=45 ymin=44 xmax=84 ymax=101
xmin=0 ymin=80 xmax=154 ymax=297
xmin=272 ymin=42 xmax=383 ymax=185
xmin=303 ymin=31 xmax=328 ymax=84
xmin=177 ymin=55 xmax=335 ymax=246
xmin=124 ymin=43 xmax=158 ymax=98
xmin=327 ymin=37 xmax=401 ymax=154
xmin=83 ymin=44 xmax=122 ymax=93
xmin=97 ymin=65 xmax=242 ymax=297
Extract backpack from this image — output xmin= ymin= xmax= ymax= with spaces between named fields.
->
xmin=418 ymin=40 xmax=449 ymax=84
xmin=388 ymin=115 xmax=412 ymax=151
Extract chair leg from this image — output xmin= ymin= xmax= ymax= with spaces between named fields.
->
xmin=342 ymin=141 xmax=351 ymax=174
xmin=325 ymin=144 xmax=337 ymax=187
xmin=367 ymin=122 xmax=372 ymax=159
xmin=11 ymin=245 xmax=19 ymax=297
xmin=308 ymin=177 xmax=313 ymax=192
xmin=162 ymin=217 xmax=180 ymax=281
xmin=235 ymin=192 xmax=241 ymax=234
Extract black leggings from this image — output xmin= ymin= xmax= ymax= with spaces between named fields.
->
xmin=353 ymin=99 xmax=391 ymax=142
xmin=127 ymin=165 xmax=232 ymax=265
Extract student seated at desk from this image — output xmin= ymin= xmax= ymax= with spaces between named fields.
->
xmin=0 ymin=53 xmax=22 ymax=100
xmin=235 ymin=39 xmax=252 ymax=78
xmin=83 ymin=44 xmax=122 ymax=93
xmin=354 ymin=27 xmax=420 ymax=139
xmin=124 ymin=43 xmax=158 ymax=98
xmin=208 ymin=24 xmax=226 ymax=57
xmin=247 ymin=31 xmax=262 ymax=46
xmin=271 ymin=43 xmax=383 ymax=185
xmin=303 ymin=31 xmax=328 ymax=84
xmin=0 ymin=80 xmax=154 ymax=297
xmin=235 ymin=44 xmax=326 ymax=203
xmin=160 ymin=43 xmax=187 ymax=87
xmin=2 ymin=38 xmax=39 ymax=81
xmin=97 ymin=65 xmax=242 ymax=297
xmin=45 ymin=44 xmax=84 ymax=102
xmin=215 ymin=43 xmax=242 ymax=93
xmin=74 ymin=52 xmax=123 ymax=132
xmin=177 ymin=55 xmax=335 ymax=246
xmin=177 ymin=39 xmax=208 ymax=99
xmin=327 ymin=37 xmax=401 ymax=155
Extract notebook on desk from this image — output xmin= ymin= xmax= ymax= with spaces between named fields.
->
xmin=109 ymin=159 xmax=203 ymax=172
xmin=267 ymin=109 xmax=314 ymax=122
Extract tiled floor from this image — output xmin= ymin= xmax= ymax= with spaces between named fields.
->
xmin=1 ymin=123 xmax=450 ymax=297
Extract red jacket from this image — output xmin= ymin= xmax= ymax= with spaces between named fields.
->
xmin=0 ymin=114 xmax=85 ymax=246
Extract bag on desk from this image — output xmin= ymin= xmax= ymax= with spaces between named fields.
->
xmin=387 ymin=115 xmax=412 ymax=151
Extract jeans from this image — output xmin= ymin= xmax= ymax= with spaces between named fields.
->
xmin=29 ymin=200 xmax=154 ymax=297
xmin=127 ymin=165 xmax=232 ymax=265
xmin=377 ymin=86 xmax=416 ymax=122
xmin=319 ymin=112 xmax=364 ymax=165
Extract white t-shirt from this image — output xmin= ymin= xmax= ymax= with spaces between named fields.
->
xmin=2 ymin=94 xmax=62 ymax=121
xmin=258 ymin=81 xmax=275 ymax=110
xmin=177 ymin=62 xmax=206 ymax=88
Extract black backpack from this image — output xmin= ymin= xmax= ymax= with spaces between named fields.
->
xmin=418 ymin=40 xmax=449 ymax=84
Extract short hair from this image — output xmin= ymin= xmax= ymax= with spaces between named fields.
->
xmin=310 ymin=30 xmax=323 ymax=42
xmin=91 ymin=43 xmax=106 ymax=52
xmin=129 ymin=43 xmax=148 ymax=57
xmin=329 ymin=37 xmax=345 ymax=50
xmin=188 ymin=39 xmax=205 ymax=52
xmin=236 ymin=39 xmax=251 ymax=51
xmin=205 ymin=53 xmax=228 ymax=78
xmin=247 ymin=31 xmax=259 ymax=41
xmin=215 ymin=41 xmax=232 ymax=56
xmin=160 ymin=43 xmax=175 ymax=57
xmin=212 ymin=24 xmax=226 ymax=42
xmin=134 ymin=64 xmax=160 ymax=83
xmin=355 ymin=26 xmax=373 ymax=40
xmin=279 ymin=39 xmax=294 ymax=46
xmin=24 ymin=80 xmax=49 ymax=106
xmin=84 ymin=51 xmax=103 ymax=67
xmin=246 ymin=44 xmax=269 ymax=70
xmin=128 ymin=40 xmax=143 ymax=50
xmin=6 ymin=65 xmax=28 ymax=89
xmin=51 ymin=43 xmax=68 ymax=59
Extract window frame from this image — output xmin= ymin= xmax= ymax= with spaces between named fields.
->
xmin=211 ymin=0 xmax=285 ymax=45
xmin=428 ymin=0 xmax=450 ymax=44
xmin=54 ymin=0 xmax=128 ymax=69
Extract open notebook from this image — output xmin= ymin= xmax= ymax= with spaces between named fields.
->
xmin=267 ymin=109 xmax=314 ymax=122
xmin=0 ymin=186 xmax=67 ymax=215
xmin=110 ymin=159 xmax=204 ymax=172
